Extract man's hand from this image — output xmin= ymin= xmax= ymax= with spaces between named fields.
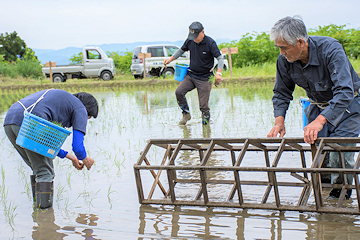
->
xmin=66 ymin=153 xmax=84 ymax=170
xmin=267 ymin=116 xmax=286 ymax=137
xmin=304 ymin=115 xmax=327 ymax=144
xmin=82 ymin=156 xmax=95 ymax=170
xmin=214 ymin=73 xmax=222 ymax=86
xmin=163 ymin=56 xmax=175 ymax=66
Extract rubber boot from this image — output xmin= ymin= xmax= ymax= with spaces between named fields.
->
xmin=30 ymin=175 xmax=36 ymax=202
xmin=202 ymin=112 xmax=210 ymax=125
xmin=35 ymin=182 xmax=53 ymax=209
xmin=179 ymin=113 xmax=191 ymax=125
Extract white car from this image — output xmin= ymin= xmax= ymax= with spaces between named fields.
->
xmin=130 ymin=44 xmax=228 ymax=79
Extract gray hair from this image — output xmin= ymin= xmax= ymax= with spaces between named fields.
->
xmin=270 ymin=15 xmax=309 ymax=46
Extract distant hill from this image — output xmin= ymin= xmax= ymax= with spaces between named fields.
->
xmin=33 ymin=39 xmax=232 ymax=65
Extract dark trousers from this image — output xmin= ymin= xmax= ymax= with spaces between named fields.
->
xmin=175 ymin=74 xmax=212 ymax=114
xmin=305 ymin=97 xmax=360 ymax=185
xmin=4 ymin=124 xmax=55 ymax=182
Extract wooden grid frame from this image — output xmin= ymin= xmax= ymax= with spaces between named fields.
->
xmin=134 ymin=137 xmax=360 ymax=214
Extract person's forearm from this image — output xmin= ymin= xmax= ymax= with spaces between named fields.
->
xmin=216 ymin=55 xmax=224 ymax=70
xmin=72 ymin=130 xmax=87 ymax=160
xmin=172 ymin=49 xmax=185 ymax=59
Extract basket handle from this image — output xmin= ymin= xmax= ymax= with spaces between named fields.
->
xmin=18 ymin=89 xmax=52 ymax=115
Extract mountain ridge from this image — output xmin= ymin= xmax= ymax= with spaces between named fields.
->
xmin=33 ymin=38 xmax=232 ymax=65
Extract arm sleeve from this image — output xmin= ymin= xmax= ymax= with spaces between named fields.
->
xmin=57 ymin=149 xmax=68 ymax=158
xmin=216 ymin=55 xmax=224 ymax=70
xmin=72 ymin=129 xmax=87 ymax=160
xmin=272 ymin=55 xmax=295 ymax=119
xmin=172 ymin=49 xmax=185 ymax=59
xmin=319 ymin=42 xmax=354 ymax=126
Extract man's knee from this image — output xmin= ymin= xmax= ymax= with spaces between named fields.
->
xmin=175 ymin=87 xmax=186 ymax=98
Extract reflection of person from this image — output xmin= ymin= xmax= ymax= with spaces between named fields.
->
xmin=267 ymin=16 xmax=360 ymax=199
xmin=32 ymin=208 xmax=67 ymax=239
xmin=3 ymin=89 xmax=98 ymax=208
xmin=202 ymin=125 xmax=211 ymax=138
xmin=163 ymin=21 xmax=224 ymax=125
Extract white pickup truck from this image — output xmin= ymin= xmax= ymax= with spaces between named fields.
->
xmin=42 ymin=47 xmax=115 ymax=82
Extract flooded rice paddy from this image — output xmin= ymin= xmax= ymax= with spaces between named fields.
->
xmin=1 ymin=82 xmax=360 ymax=239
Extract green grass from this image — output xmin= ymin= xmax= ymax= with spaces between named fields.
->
xmin=0 ymin=58 xmax=359 ymax=87
xmin=223 ymin=58 xmax=360 ymax=78
xmin=223 ymin=62 xmax=277 ymax=78
xmin=350 ymin=58 xmax=360 ymax=72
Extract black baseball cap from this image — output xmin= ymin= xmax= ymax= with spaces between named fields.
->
xmin=187 ymin=21 xmax=204 ymax=40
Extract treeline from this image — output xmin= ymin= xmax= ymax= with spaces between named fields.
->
xmin=218 ymin=24 xmax=360 ymax=68
xmin=1 ymin=24 xmax=359 ymax=79
xmin=0 ymin=31 xmax=43 ymax=78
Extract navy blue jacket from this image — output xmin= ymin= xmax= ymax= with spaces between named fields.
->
xmin=272 ymin=36 xmax=360 ymax=126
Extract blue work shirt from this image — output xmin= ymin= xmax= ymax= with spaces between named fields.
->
xmin=4 ymin=89 xmax=88 ymax=159
xmin=4 ymin=89 xmax=88 ymax=133
xmin=181 ymin=35 xmax=221 ymax=80
xmin=272 ymin=36 xmax=360 ymax=127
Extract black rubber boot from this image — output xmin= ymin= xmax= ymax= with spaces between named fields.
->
xmin=35 ymin=182 xmax=53 ymax=209
xmin=30 ymin=175 xmax=36 ymax=202
xmin=202 ymin=112 xmax=210 ymax=125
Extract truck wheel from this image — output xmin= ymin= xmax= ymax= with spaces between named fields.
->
xmin=53 ymin=74 xmax=65 ymax=83
xmin=101 ymin=71 xmax=112 ymax=81
xmin=162 ymin=68 xmax=174 ymax=78
xmin=134 ymin=75 xmax=143 ymax=79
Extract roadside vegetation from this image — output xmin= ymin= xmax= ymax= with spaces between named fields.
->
xmin=0 ymin=24 xmax=359 ymax=85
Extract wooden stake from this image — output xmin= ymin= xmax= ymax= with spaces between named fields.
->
xmin=221 ymin=47 xmax=238 ymax=78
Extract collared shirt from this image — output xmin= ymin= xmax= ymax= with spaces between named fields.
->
xmin=4 ymin=89 xmax=88 ymax=133
xmin=4 ymin=89 xmax=89 ymax=159
xmin=272 ymin=36 xmax=360 ymax=126
xmin=181 ymin=35 xmax=221 ymax=80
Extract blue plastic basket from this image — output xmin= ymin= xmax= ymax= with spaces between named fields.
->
xmin=174 ymin=64 xmax=189 ymax=81
xmin=16 ymin=112 xmax=71 ymax=158
xmin=300 ymin=98 xmax=311 ymax=130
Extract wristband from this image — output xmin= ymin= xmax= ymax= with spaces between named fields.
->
xmin=216 ymin=72 xmax=222 ymax=76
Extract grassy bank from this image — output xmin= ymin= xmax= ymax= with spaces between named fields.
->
xmin=0 ymin=59 xmax=359 ymax=92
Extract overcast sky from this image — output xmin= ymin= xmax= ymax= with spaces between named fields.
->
xmin=1 ymin=0 xmax=359 ymax=50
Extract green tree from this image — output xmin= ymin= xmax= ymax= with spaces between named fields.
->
xmin=309 ymin=24 xmax=360 ymax=59
xmin=107 ymin=51 xmax=132 ymax=74
xmin=0 ymin=31 xmax=26 ymax=62
xmin=69 ymin=52 xmax=83 ymax=64
xmin=23 ymin=46 xmax=39 ymax=62
xmin=219 ymin=32 xmax=279 ymax=68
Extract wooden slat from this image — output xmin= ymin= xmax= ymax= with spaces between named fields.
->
xmin=262 ymin=139 xmax=286 ymax=204
xmin=227 ymin=139 xmax=250 ymax=201
xmin=147 ymin=145 xmax=171 ymax=199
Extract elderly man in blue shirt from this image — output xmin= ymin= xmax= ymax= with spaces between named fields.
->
xmin=267 ymin=15 xmax=360 ymax=199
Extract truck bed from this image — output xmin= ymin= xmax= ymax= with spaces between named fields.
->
xmin=42 ymin=64 xmax=84 ymax=74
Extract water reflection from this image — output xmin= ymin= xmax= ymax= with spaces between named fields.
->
xmin=179 ymin=125 xmax=192 ymax=138
xmin=32 ymin=208 xmax=66 ymax=240
xmin=138 ymin=205 xmax=360 ymax=239
xmin=202 ymin=124 xmax=211 ymax=138
xmin=32 ymin=209 xmax=100 ymax=240
xmin=178 ymin=124 xmax=211 ymax=139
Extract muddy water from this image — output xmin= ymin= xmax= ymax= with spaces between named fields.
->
xmin=1 ymin=83 xmax=360 ymax=239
